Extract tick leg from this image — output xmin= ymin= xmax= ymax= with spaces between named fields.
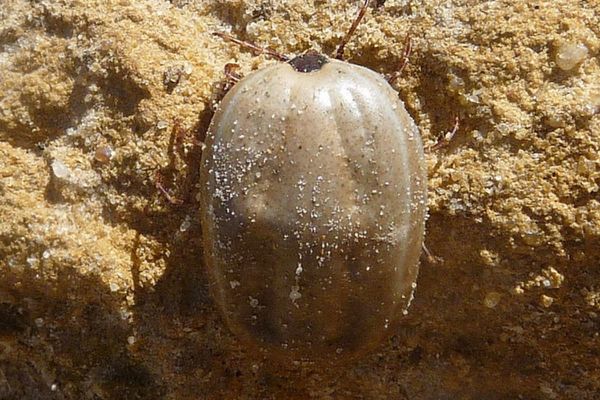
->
xmin=220 ymin=63 xmax=242 ymax=94
xmin=154 ymin=170 xmax=184 ymax=206
xmin=387 ymin=35 xmax=412 ymax=85
xmin=224 ymin=63 xmax=241 ymax=83
xmin=430 ymin=116 xmax=460 ymax=151
xmin=173 ymin=118 xmax=204 ymax=156
xmin=213 ymin=31 xmax=289 ymax=61
xmin=212 ymin=63 xmax=244 ymax=103
xmin=421 ymin=242 xmax=442 ymax=264
xmin=154 ymin=120 xmax=205 ymax=206
xmin=335 ymin=0 xmax=370 ymax=60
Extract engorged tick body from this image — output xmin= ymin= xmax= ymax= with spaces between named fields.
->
xmin=199 ymin=47 xmax=427 ymax=363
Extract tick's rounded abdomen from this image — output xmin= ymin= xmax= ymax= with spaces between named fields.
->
xmin=200 ymin=59 xmax=426 ymax=362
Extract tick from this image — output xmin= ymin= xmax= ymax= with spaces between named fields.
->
xmin=199 ymin=0 xmax=427 ymax=364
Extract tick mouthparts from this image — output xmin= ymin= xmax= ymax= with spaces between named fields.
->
xmin=288 ymin=50 xmax=329 ymax=73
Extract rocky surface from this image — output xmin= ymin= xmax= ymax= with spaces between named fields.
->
xmin=0 ymin=0 xmax=599 ymax=398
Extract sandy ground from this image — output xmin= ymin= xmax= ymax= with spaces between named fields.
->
xmin=0 ymin=0 xmax=599 ymax=398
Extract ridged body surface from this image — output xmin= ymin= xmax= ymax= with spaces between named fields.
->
xmin=199 ymin=58 xmax=426 ymax=362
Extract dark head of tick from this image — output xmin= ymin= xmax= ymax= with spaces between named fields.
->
xmin=288 ymin=50 xmax=329 ymax=73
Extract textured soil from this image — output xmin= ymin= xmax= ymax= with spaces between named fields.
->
xmin=0 ymin=0 xmax=599 ymax=399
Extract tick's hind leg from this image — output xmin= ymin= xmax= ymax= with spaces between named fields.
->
xmin=155 ymin=169 xmax=184 ymax=206
xmin=421 ymin=242 xmax=443 ymax=265
xmin=154 ymin=120 xmax=205 ymax=206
